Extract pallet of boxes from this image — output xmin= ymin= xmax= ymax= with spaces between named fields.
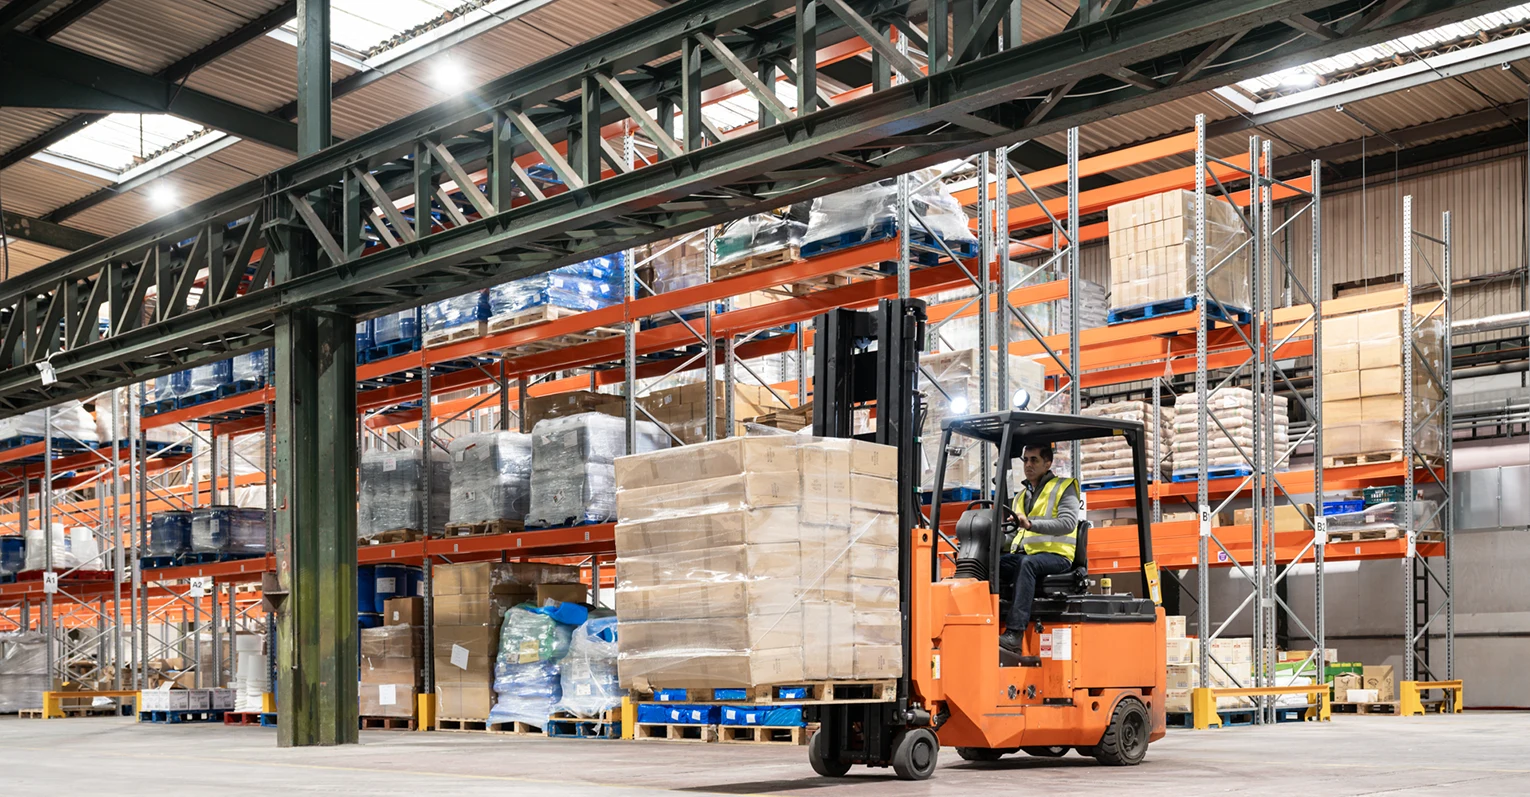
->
xmin=1162 ymin=616 xmax=1256 ymax=721
xmin=431 ymin=561 xmax=583 ymax=731
xmin=360 ymin=597 xmax=424 ymax=729
xmin=638 ymin=381 xmax=792 ymax=446
xmin=1107 ymin=190 xmax=1251 ymax=323
xmin=1331 ymin=663 xmax=1399 ymax=714
xmin=614 ymin=435 xmax=903 ymax=744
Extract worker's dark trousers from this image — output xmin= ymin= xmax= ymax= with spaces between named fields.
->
xmin=1000 ymin=552 xmax=1073 ymax=631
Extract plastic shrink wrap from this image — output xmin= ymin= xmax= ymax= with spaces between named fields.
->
xmin=448 ymin=432 xmax=533 ymax=526
xmin=22 ymin=523 xmax=100 ymax=573
xmin=637 ymin=235 xmax=708 ymax=316
xmin=155 ymin=371 xmax=190 ymax=403
xmin=1079 ymin=401 xmax=1173 ymax=482
xmin=231 ymin=350 xmax=268 ymax=384
xmin=715 ymin=210 xmax=808 ymax=267
xmin=90 ymin=391 xmax=179 ymax=445
xmin=372 ymin=309 xmax=420 ymax=346
xmin=488 ymin=254 xmax=624 ymax=317
xmin=556 ymin=614 xmax=621 ymax=717
xmin=0 ymin=632 xmax=48 ymax=713
xmin=358 ymin=448 xmax=452 ymax=539
xmin=1107 ymin=190 xmax=1251 ymax=311
xmin=1171 ymin=389 xmax=1289 ymax=476
xmin=359 ymin=624 xmax=421 ymax=718
xmin=188 ymin=359 xmax=232 ymax=394
xmin=0 ymin=400 xmax=98 ymax=444
xmin=0 ymin=537 xmax=23 ymax=577
xmin=525 ymin=413 xmax=669 ymax=528
xmin=613 ymin=436 xmax=904 ymax=691
xmin=1326 ymin=500 xmax=1442 ymax=534
xmin=804 ymin=169 xmax=976 ymax=251
xmin=490 ymin=602 xmax=584 ymax=726
xmin=423 ymin=291 xmax=489 ymax=332
xmin=190 ymin=506 xmax=267 ymax=555
xmin=1055 ymin=279 xmax=1109 ymax=333
xmin=148 ymin=511 xmax=192 ymax=558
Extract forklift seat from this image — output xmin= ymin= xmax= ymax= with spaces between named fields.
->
xmin=1036 ymin=521 xmax=1090 ymax=597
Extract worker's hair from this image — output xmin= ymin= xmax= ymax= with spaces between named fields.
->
xmin=1023 ymin=443 xmax=1054 ymax=462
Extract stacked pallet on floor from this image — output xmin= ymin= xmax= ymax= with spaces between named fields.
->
xmin=358 ymin=604 xmax=423 ymax=729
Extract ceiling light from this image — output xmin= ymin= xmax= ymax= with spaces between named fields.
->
xmin=429 ymin=58 xmax=469 ymax=93
xmin=1280 ymin=71 xmax=1317 ymax=88
xmin=147 ymin=184 xmax=178 ymax=209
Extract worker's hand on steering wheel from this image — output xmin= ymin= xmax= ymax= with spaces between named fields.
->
xmin=1000 ymin=502 xmax=1026 ymax=535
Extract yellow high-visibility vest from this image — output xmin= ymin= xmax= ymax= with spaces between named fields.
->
xmin=1010 ymin=475 xmax=1078 ymax=559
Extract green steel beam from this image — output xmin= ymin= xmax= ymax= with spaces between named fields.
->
xmin=0 ymin=32 xmax=300 ymax=151
xmin=1 ymin=211 xmax=104 ymax=252
xmin=0 ymin=0 xmax=1503 ymax=416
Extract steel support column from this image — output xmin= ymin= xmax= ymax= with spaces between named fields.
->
xmin=276 ymin=0 xmax=359 ymax=748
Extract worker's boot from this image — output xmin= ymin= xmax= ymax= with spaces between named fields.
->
xmin=999 ymin=629 xmax=1042 ymax=668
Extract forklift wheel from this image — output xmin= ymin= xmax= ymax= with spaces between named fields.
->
xmin=1092 ymin=697 xmax=1150 ymax=766
xmin=955 ymin=747 xmax=1012 ymax=762
xmin=808 ymin=729 xmax=852 ymax=777
xmin=1021 ymin=746 xmax=1069 ymax=758
xmin=891 ymin=728 xmax=940 ymax=780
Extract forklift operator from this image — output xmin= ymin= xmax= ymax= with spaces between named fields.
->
xmin=997 ymin=443 xmax=1080 ymax=654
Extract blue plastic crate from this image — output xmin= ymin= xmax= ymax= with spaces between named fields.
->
xmin=636 ymin=704 xmax=718 ymax=725
xmin=1324 ymin=500 xmax=1365 ymax=516
xmin=719 ymin=705 xmax=804 ymax=727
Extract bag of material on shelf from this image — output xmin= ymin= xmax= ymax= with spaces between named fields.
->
xmin=422 ymin=290 xmax=489 ymax=332
xmin=187 ymin=359 xmax=233 ymax=395
xmin=21 ymin=523 xmax=100 ymax=573
xmin=918 ymin=348 xmax=1049 ymax=491
xmin=488 ymin=254 xmax=625 ymax=318
xmin=0 ymin=632 xmax=49 ymax=713
xmin=1319 ymin=304 xmax=1446 ymax=460
xmin=714 ymin=209 xmax=809 ymax=268
xmin=1171 ymin=389 xmax=1289 ymax=476
xmin=1106 ymin=190 xmax=1251 ymax=312
xmin=555 ymin=613 xmax=620 ymax=718
xmin=89 ymin=391 xmax=180 ymax=446
xmin=1079 ymin=401 xmax=1172 ymax=483
xmin=0 ymin=400 xmax=98 ymax=445
xmin=190 ymin=506 xmax=267 ymax=555
xmin=613 ymin=436 xmax=903 ymax=691
xmin=447 ymin=431 xmax=533 ymax=526
xmin=525 ymin=413 xmax=669 ymax=528
xmin=489 ymin=601 xmax=584 ymax=727
xmin=804 ymin=168 xmax=976 ymax=253
xmin=358 ymin=448 xmax=452 ymax=539
xmin=1053 ymin=278 xmax=1110 ymax=333
xmin=231 ymin=350 xmax=268 ymax=385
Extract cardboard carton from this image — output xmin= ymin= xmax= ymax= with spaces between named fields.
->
xmin=361 ymin=683 xmax=416 ymax=718
xmin=383 ymin=597 xmax=423 ymax=627
xmin=1362 ymin=665 xmax=1396 ymax=702
xmin=435 ymin=684 xmax=493 ymax=719
xmin=1165 ymin=615 xmax=1186 ymax=638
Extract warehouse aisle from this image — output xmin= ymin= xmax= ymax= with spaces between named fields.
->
xmin=4 ymin=713 xmax=1528 ymax=795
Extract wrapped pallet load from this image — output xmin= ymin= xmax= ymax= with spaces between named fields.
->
xmin=1107 ymin=189 xmax=1251 ymax=314
xmin=1079 ymin=401 xmax=1172 ymax=485
xmin=488 ymin=254 xmax=624 ymax=325
xmin=803 ymin=168 xmax=976 ymax=259
xmin=556 ymin=613 xmax=621 ymax=718
xmin=422 ymin=290 xmax=489 ymax=344
xmin=189 ymin=506 xmax=267 ymax=556
xmin=359 ymin=621 xmax=422 ymax=719
xmin=0 ymin=632 xmax=49 ymax=713
xmin=489 ymin=601 xmax=583 ymax=727
xmin=0 ymin=400 xmax=97 ymax=446
xmin=358 ymin=448 xmax=451 ymax=540
xmin=447 ymin=432 xmax=532 ymax=531
xmin=1319 ymin=303 xmax=1446 ymax=465
xmin=525 ymin=413 xmax=669 ymax=528
xmin=613 ymin=435 xmax=903 ymax=693
xmin=919 ymin=348 xmax=1048 ymax=492
xmin=1171 ymin=388 xmax=1289 ymax=479
xmin=714 ymin=207 xmax=809 ymax=269
xmin=637 ymin=381 xmax=791 ymax=445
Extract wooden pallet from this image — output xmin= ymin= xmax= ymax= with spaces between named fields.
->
xmin=423 ymin=322 xmax=487 ymax=349
xmin=634 ymin=722 xmax=718 ymax=743
xmin=485 ymin=304 xmax=583 ymax=335
xmin=1326 ymin=528 xmax=1444 ymax=544
xmin=30 ymin=705 xmax=131 ymax=719
xmin=718 ymin=725 xmax=812 ymax=745
xmin=1324 ymin=451 xmax=1443 ymax=470
xmin=486 ymin=719 xmax=545 ymax=736
xmin=713 ymin=246 xmax=801 ymax=277
xmin=436 ymin=717 xmax=488 ymax=732
xmin=1333 ymin=701 xmax=1401 ymax=715
xmin=491 ymin=316 xmax=622 ymax=357
xmin=361 ymin=715 xmax=417 ymax=731
xmin=363 ymin=528 xmax=425 ymax=545
xmin=17 ymin=709 xmax=42 ymax=719
xmin=443 ymin=519 xmax=524 ymax=538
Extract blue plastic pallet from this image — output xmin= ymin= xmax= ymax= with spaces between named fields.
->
xmin=139 ymin=555 xmax=180 ymax=571
xmin=1107 ymin=297 xmax=1252 ymax=326
xmin=0 ymin=574 xmax=15 ymax=585
xmin=1165 ymin=708 xmax=1256 ymax=729
xmin=99 ymin=440 xmax=193 ymax=455
xmin=0 ymin=435 xmax=94 ymax=455
xmin=524 ymin=518 xmax=606 ymax=531
xmin=1171 ymin=465 xmax=1253 ymax=483
xmin=140 ymin=709 xmax=227 ymax=724
xmin=545 ymin=714 xmax=621 ymax=739
xmin=178 ymin=551 xmax=264 ymax=566
xmin=142 ymin=398 xmax=180 ymax=416
xmin=358 ymin=338 xmax=421 ymax=364
xmin=260 ymin=712 xmax=278 ymax=727
xmin=1081 ymin=477 xmax=1139 ymax=491
xmin=919 ymin=487 xmax=983 ymax=505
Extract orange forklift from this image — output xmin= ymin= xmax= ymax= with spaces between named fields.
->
xmin=806 ymin=299 xmax=1167 ymax=780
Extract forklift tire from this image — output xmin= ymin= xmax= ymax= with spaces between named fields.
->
xmin=891 ymin=728 xmax=940 ymax=780
xmin=808 ymin=729 xmax=853 ymax=777
xmin=955 ymin=747 xmax=1011 ymax=762
xmin=1021 ymin=746 xmax=1069 ymax=758
xmin=1092 ymin=697 xmax=1150 ymax=766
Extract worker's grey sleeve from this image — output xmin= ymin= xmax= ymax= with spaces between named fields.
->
xmin=1026 ymin=481 xmax=1081 ymax=542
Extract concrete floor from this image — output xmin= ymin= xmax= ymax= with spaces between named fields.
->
xmin=3 ymin=712 xmax=1527 ymax=795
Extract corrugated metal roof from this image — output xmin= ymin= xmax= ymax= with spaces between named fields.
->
xmin=47 ymin=0 xmax=290 ymax=76
xmin=0 ymin=158 xmax=112 ymax=218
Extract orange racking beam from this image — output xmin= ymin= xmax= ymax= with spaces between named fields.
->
xmin=997 ymin=166 xmax=1312 ymax=234
xmin=1085 ymin=522 xmax=1443 ymax=574
xmin=1081 ymin=461 xmax=1448 ymax=512
xmin=951 ymin=132 xmax=1199 ymax=206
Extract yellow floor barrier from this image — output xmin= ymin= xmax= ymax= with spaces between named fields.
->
xmin=1190 ymin=685 xmax=1330 ymax=730
xmin=42 ymin=690 xmax=139 ymax=719
xmin=1400 ymin=680 xmax=1464 ymax=716
xmin=416 ymin=692 xmax=436 ymax=731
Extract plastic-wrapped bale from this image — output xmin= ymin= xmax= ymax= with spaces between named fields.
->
xmin=90 ymin=391 xmax=180 ymax=447
xmin=1326 ymin=500 xmax=1442 ymax=536
xmin=803 ymin=168 xmax=976 ymax=256
xmin=1171 ymin=389 xmax=1289 ymax=477
xmin=1054 ymin=279 xmax=1109 ymax=333
xmin=613 ymin=436 xmax=903 ymax=691
xmin=148 ymin=511 xmax=193 ymax=558
xmin=0 ymin=632 xmax=49 ymax=713
xmin=1079 ymin=401 xmax=1173 ymax=484
xmin=231 ymin=350 xmax=268 ymax=385
xmin=525 ymin=413 xmax=669 ymax=528
xmin=372 ymin=308 xmax=420 ymax=347
xmin=423 ymin=291 xmax=489 ymax=334
xmin=918 ymin=348 xmax=1048 ymax=492
xmin=22 ymin=522 xmax=99 ymax=573
xmin=0 ymin=400 xmax=99 ymax=445
xmin=447 ymin=432 xmax=532 ymax=528
xmin=0 ymin=537 xmax=25 ymax=577
xmin=487 ymin=254 xmax=624 ymax=318
xmin=715 ymin=209 xmax=808 ymax=269
xmin=1107 ymin=190 xmax=1251 ymax=313
xmin=358 ymin=448 xmax=452 ymax=540
xmin=154 ymin=371 xmax=191 ymax=404
xmin=190 ymin=506 xmax=267 ymax=555
xmin=187 ymin=359 xmax=233 ymax=396
xmin=555 ymin=614 xmax=620 ymax=717
xmin=490 ymin=601 xmax=586 ymax=727
xmin=1319 ymin=304 xmax=1446 ymax=462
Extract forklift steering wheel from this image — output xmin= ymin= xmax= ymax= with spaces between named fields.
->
xmin=965 ymin=499 xmax=1024 ymax=536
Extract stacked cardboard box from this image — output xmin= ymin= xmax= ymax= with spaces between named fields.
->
xmin=920 ymin=348 xmax=1048 ymax=491
xmin=1162 ymin=616 xmax=1256 ymax=711
xmin=359 ymin=598 xmax=423 ymax=718
xmin=432 ymin=562 xmax=582 ymax=720
xmin=1232 ymin=504 xmax=1315 ymax=531
xmin=1107 ymin=189 xmax=1251 ymax=312
xmin=1171 ymin=389 xmax=1289 ymax=477
xmin=1320 ymin=304 xmax=1446 ymax=461
xmin=613 ymin=436 xmax=902 ymax=691
xmin=637 ymin=381 xmax=791 ymax=445
xmin=1078 ymin=401 xmax=1172 ymax=483
xmin=523 ymin=390 xmax=625 ymax=430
